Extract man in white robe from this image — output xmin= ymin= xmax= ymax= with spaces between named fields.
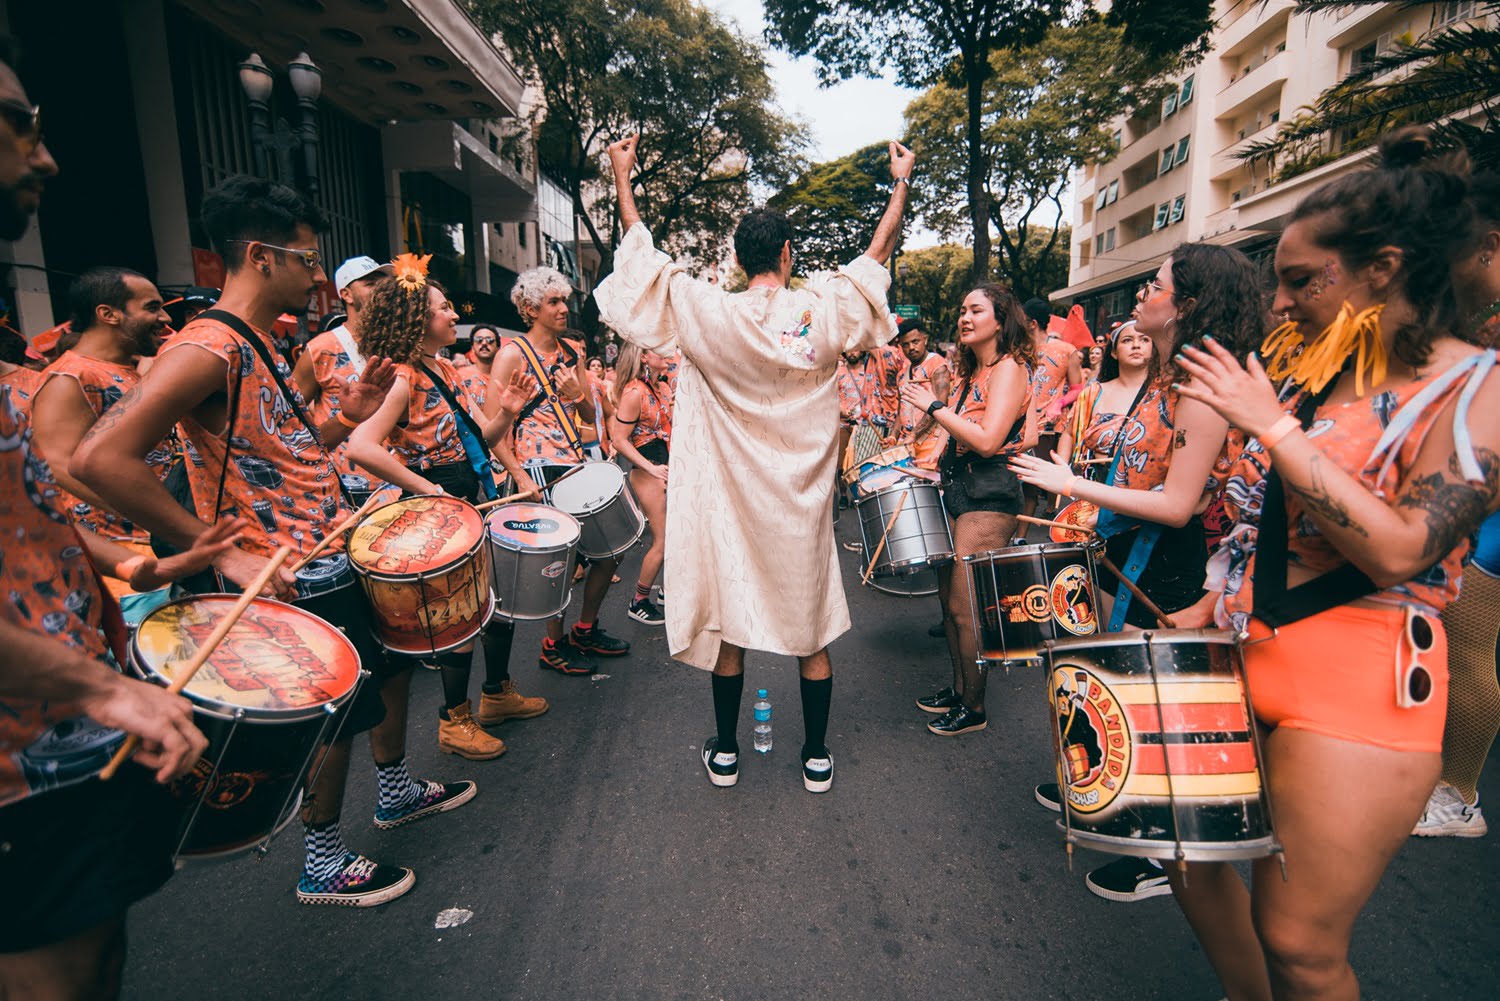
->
xmin=594 ymin=134 xmax=913 ymax=793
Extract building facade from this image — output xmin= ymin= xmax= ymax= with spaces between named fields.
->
xmin=1054 ymin=0 xmax=1487 ymax=333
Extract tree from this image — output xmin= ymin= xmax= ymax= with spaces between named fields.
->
xmin=1241 ymin=2 xmax=1500 ymax=172
xmin=471 ymin=0 xmax=804 ymax=271
xmin=763 ymin=0 xmax=1213 ymax=285
xmin=904 ymin=22 xmax=1167 ymax=302
xmin=767 ymin=143 xmax=894 ymax=275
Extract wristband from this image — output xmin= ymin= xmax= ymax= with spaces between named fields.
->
xmin=926 ymin=400 xmax=946 ymax=417
xmin=894 ymin=176 xmax=911 ymax=189
xmin=1062 ymin=475 xmax=1080 ymax=499
xmin=116 ymin=554 xmax=150 ymax=582
xmin=1259 ymin=415 xmax=1302 ymax=452
xmin=335 ymin=411 xmax=361 ymax=430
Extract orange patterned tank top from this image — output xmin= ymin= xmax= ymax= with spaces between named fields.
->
xmin=0 ymin=363 xmax=41 ymax=403
xmin=513 ymin=337 xmax=589 ymax=465
xmin=1032 ymin=335 xmax=1077 ymax=434
xmin=622 ymin=377 xmax=672 ymax=450
xmin=390 ymin=357 xmax=474 ymax=470
xmin=951 ymin=359 xmax=1031 ymax=456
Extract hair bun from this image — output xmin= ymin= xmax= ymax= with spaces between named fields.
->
xmin=1379 ymin=126 xmax=1437 ymax=169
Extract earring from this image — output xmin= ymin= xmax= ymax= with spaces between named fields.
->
xmin=261 ymin=265 xmax=271 ymax=276
xmin=1483 ymin=253 xmax=1494 ymax=268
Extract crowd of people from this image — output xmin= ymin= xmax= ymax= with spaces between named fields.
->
xmin=2 ymin=32 xmax=1499 ymax=1001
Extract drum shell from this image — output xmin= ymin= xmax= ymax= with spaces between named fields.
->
xmin=966 ymin=543 xmax=1100 ymax=665
xmin=293 ymin=553 xmax=367 ymax=628
xmin=486 ymin=505 xmax=580 ymax=621
xmin=1044 ymin=630 xmax=1277 ymax=862
xmin=550 ymin=462 xmax=646 ymax=559
xmin=868 ymin=567 xmax=940 ymax=598
xmin=856 ymin=480 xmax=953 ymax=577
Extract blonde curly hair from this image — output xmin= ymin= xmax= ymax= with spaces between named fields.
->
xmin=510 ymin=267 xmax=573 ymax=325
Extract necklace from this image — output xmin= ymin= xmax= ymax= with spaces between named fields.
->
xmin=1474 ymin=298 xmax=1500 ymax=332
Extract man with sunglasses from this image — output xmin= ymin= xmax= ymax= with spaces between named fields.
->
xmin=76 ymin=176 xmax=474 ymax=910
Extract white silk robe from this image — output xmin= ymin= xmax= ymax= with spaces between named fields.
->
xmin=595 ymin=223 xmax=896 ymax=669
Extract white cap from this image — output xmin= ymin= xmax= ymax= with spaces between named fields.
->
xmin=334 ymin=256 xmax=392 ymax=292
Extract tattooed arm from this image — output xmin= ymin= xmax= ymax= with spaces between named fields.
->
xmin=912 ymin=365 xmax=951 ymax=441
xmin=30 ymin=376 xmax=119 ymax=512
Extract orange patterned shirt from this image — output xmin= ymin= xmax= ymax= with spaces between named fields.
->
xmin=950 ymin=359 xmax=1032 ymax=456
xmin=1032 ymin=335 xmax=1078 ymax=434
xmin=621 ymin=376 xmax=672 ymax=450
xmin=0 ymin=363 xmax=41 ymax=404
xmin=1111 ymin=383 xmax=1226 ymax=497
xmin=39 ymin=350 xmax=174 ymax=541
xmin=162 ymin=317 xmax=348 ymax=561
xmin=836 ymin=345 xmax=906 ymax=428
xmin=390 ymin=357 xmax=474 ymax=471
xmin=898 ymin=352 xmax=951 ymax=468
xmin=512 ymin=337 xmax=590 ymax=465
xmin=0 ymin=383 xmax=118 ymax=806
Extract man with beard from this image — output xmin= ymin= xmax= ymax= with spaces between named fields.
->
xmin=75 ymin=176 xmax=464 ymax=909
xmin=894 ymin=317 xmax=951 ymax=471
xmin=32 ymin=268 xmax=178 ymax=623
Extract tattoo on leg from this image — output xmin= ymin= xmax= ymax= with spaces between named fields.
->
xmin=1288 ymin=454 xmax=1369 ymax=537
xmin=1395 ymin=449 xmax=1500 ymax=561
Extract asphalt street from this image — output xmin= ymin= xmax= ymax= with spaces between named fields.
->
xmin=125 ymin=514 xmax=1500 ymax=1001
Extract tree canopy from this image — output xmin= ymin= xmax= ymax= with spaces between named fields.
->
xmin=767 ymin=143 xmax=894 ymax=276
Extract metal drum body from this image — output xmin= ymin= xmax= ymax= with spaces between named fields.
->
xmin=966 ymin=542 xmax=1100 ymax=667
xmin=549 ymin=461 xmax=645 ymax=559
xmin=346 ymin=494 xmax=494 ymax=656
xmin=130 ymin=595 xmax=362 ymax=861
xmin=856 ymin=480 xmax=954 ymax=577
xmin=868 ymin=567 xmax=940 ymax=598
xmin=486 ymin=503 xmax=581 ymax=621
xmin=1043 ymin=630 xmax=1280 ymax=863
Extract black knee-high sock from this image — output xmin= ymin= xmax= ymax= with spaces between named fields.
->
xmin=437 ymin=649 xmax=473 ymax=717
xmin=800 ymin=676 xmax=832 ymax=760
xmin=711 ymin=673 xmax=743 ymax=755
xmin=480 ymin=621 xmax=515 ymax=693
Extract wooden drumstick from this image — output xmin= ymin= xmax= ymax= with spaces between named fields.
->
xmin=1018 ymin=513 xmax=1088 ymax=533
xmin=860 ymin=491 xmax=910 ymax=587
xmin=290 ymin=493 xmax=385 ymax=574
xmin=475 ymin=485 xmax=545 ymax=512
xmin=1096 ymin=553 xmax=1176 ymax=630
xmin=100 ymin=546 xmax=294 ymax=781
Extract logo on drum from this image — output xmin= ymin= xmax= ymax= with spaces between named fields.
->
xmin=1049 ymin=665 xmax=1130 ymax=814
xmin=1050 ymin=565 xmax=1097 ymax=635
xmin=998 ymin=585 xmax=1051 ymax=624
xmin=541 ymin=561 xmax=566 ymax=579
xmin=504 ymin=518 xmax=559 ymax=536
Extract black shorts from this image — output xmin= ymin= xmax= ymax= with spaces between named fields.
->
xmin=635 ymin=439 xmax=669 ymax=466
xmin=1104 ymin=519 xmax=1209 ymax=628
xmin=414 ymin=460 xmax=484 ymax=504
xmin=0 ymin=773 xmax=178 ymax=952
xmin=942 ymin=465 xmax=1025 ymax=519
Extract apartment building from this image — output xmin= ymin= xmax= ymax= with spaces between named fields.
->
xmin=1054 ymin=0 xmax=1486 ymax=333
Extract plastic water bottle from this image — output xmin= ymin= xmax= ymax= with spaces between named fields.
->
xmin=753 ymin=689 xmax=773 ymax=753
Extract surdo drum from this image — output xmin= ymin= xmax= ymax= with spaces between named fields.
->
xmin=130 ymin=595 xmax=363 ymax=860
xmin=1042 ymin=630 xmax=1280 ymax=863
xmin=548 ymin=461 xmax=645 ymax=559
xmin=965 ymin=542 xmax=1101 ymax=667
xmin=856 ymin=479 xmax=954 ymax=578
xmin=486 ymin=502 xmax=581 ymax=621
xmin=347 ymin=494 xmax=494 ymax=657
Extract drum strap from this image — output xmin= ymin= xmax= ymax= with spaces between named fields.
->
xmin=417 ymin=361 xmax=498 ymax=501
xmin=513 ymin=335 xmax=587 ymax=460
xmin=1094 ymin=379 xmax=1172 ymax=632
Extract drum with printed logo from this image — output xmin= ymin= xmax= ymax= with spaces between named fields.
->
xmin=856 ymin=479 xmax=953 ymax=578
xmin=486 ymin=503 xmax=581 ymax=621
xmin=130 ymin=595 xmax=363 ymax=860
xmin=548 ymin=461 xmax=645 ymax=559
xmin=347 ymin=494 xmax=495 ymax=656
xmin=1042 ymin=630 xmax=1280 ymax=862
xmin=965 ymin=542 xmax=1100 ymax=667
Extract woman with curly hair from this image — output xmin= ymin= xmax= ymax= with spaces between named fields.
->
xmin=899 ymin=283 xmax=1037 ymax=736
xmin=346 ymin=262 xmax=551 ymax=761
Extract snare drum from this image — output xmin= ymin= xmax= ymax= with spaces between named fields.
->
xmin=843 ymin=444 xmax=916 ymax=498
xmin=1042 ymin=630 xmax=1280 ymax=862
xmin=868 ymin=567 xmax=940 ymax=598
xmin=292 ymin=552 xmax=366 ymax=626
xmin=966 ymin=542 xmax=1100 ymax=667
xmin=549 ymin=461 xmax=645 ymax=559
xmin=347 ymin=494 xmax=494 ymax=656
xmin=856 ymin=479 xmax=953 ymax=577
xmin=130 ymin=595 xmax=362 ymax=860
xmin=486 ymin=503 xmax=580 ymax=621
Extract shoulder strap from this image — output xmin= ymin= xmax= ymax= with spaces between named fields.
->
xmin=417 ymin=361 xmax=491 ymax=452
xmin=333 ymin=326 xmax=366 ymax=375
xmin=418 ymin=361 xmax=497 ymax=501
xmin=514 ymin=335 xmax=586 ymax=458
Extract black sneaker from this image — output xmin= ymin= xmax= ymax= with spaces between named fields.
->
xmin=702 ymin=737 xmax=739 ymax=788
xmin=927 ymin=622 xmax=945 ymax=638
xmin=1085 ymin=856 xmax=1172 ymax=902
xmin=296 ymin=853 xmax=415 ymax=908
xmin=1034 ymin=782 xmax=1062 ymax=813
xmin=927 ymin=705 xmax=987 ymax=736
xmin=916 ymin=686 xmax=963 ymax=714
xmin=802 ymin=753 xmax=833 ymax=793
xmin=372 ymin=779 xmax=477 ymax=830
xmin=539 ymin=637 xmax=595 ymax=676
xmin=627 ymin=598 xmax=666 ymax=625
xmin=570 ymin=622 xmax=631 ymax=657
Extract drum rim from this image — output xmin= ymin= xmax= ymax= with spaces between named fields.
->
xmin=963 ymin=541 xmax=1096 ymax=562
xmin=548 ymin=460 xmax=625 ymax=516
xmin=574 ymin=519 xmax=646 ymax=559
xmin=130 ymin=595 xmax=362 ymax=720
xmin=854 ymin=478 xmax=943 ymax=506
xmin=1058 ymin=825 xmax=1279 ymax=862
xmin=1043 ymin=628 xmax=1241 ymax=653
xmin=880 ymin=552 xmax=955 ymax=574
xmin=347 ymin=493 xmax=486 ymax=578
xmin=484 ymin=503 xmax=582 ymax=550
xmin=349 ymin=525 xmax=488 ymax=582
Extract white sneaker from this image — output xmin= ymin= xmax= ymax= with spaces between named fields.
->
xmin=802 ymin=754 xmax=833 ymax=793
xmin=1412 ymin=783 xmax=1487 ymax=838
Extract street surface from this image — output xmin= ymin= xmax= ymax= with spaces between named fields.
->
xmin=125 ymin=514 xmax=1500 ymax=1000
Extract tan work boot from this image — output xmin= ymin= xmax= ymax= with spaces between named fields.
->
xmin=477 ymin=680 xmax=550 ymax=725
xmin=438 ymin=700 xmax=506 ymax=760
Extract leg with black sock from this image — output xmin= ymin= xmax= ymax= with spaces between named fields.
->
xmin=797 ymin=648 xmax=834 ymax=792
xmin=703 ymin=643 xmax=745 ymax=787
xmin=480 ymin=620 xmax=514 ymax=692
xmin=436 ymin=647 xmax=474 ymax=719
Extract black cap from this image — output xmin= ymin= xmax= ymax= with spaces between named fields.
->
xmin=1022 ymin=298 xmax=1052 ymax=325
xmin=182 ymin=286 xmax=220 ymax=306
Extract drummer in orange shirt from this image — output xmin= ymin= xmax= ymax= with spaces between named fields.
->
xmin=894 ymin=317 xmax=951 ymax=470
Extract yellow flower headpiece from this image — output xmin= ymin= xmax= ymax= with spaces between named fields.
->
xmin=1260 ymin=301 xmax=1388 ymax=397
xmin=392 ymin=252 xmax=432 ymax=292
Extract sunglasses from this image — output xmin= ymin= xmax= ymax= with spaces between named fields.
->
xmin=228 ymin=240 xmax=322 ymax=270
xmin=0 ymin=99 xmax=41 ymax=149
xmin=1396 ymin=607 xmax=1437 ymax=709
xmin=1140 ymin=279 xmax=1172 ymax=299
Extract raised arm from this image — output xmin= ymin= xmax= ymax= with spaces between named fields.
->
xmin=344 ymin=377 xmax=439 ymax=496
xmin=865 ymin=141 xmax=915 ymax=266
xmin=609 ymin=135 xmax=643 ymax=232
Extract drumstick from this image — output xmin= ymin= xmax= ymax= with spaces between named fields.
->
xmin=1074 ymin=458 xmax=1111 ymax=466
xmin=1096 ymin=553 xmax=1176 ymax=630
xmin=475 ymin=485 xmax=545 ymax=512
xmin=860 ymin=491 xmax=910 ymax=586
xmin=1018 ymin=514 xmax=1089 ymax=534
xmin=290 ymin=492 xmax=386 ymax=573
xmin=100 ymin=546 xmax=294 ymax=781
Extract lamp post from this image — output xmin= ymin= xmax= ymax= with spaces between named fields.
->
xmin=237 ymin=52 xmax=322 ymax=195
xmin=897 ymin=260 xmax=909 ymax=301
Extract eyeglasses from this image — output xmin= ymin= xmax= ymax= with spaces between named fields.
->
xmin=0 ymin=99 xmax=41 ymax=150
xmin=1396 ymin=607 xmax=1437 ymax=709
xmin=1140 ymin=279 xmax=1172 ymax=299
xmin=228 ymin=240 xmax=322 ymax=270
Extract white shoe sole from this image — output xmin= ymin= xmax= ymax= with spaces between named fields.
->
xmin=1085 ymin=877 xmax=1172 ymax=903
xmin=703 ymin=758 xmax=738 ymax=788
xmin=296 ymin=868 xmax=416 ymax=907
xmin=627 ymin=610 xmax=665 ymax=625
xmin=804 ymin=772 xmax=832 ymax=793
xmin=928 ymin=720 xmax=987 ymax=736
xmin=1412 ymin=819 xmax=1488 ymax=838
xmin=373 ymin=781 xmax=478 ymax=830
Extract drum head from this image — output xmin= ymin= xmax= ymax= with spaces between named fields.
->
xmin=487 ymin=503 xmax=581 ymax=551
xmin=550 ymin=461 xmax=625 ymax=516
xmin=132 ymin=596 xmax=361 ymax=718
xmin=295 ymin=552 xmax=354 ymax=597
xmin=348 ymin=494 xmax=484 ymax=577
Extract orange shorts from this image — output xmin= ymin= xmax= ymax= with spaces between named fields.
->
xmin=1242 ymin=603 xmax=1448 ymax=753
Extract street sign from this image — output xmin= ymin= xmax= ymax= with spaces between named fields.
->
xmin=893 ymin=304 xmax=920 ymax=319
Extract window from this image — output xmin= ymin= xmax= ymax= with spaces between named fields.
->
xmin=1080 ymin=240 xmax=1092 ymax=266
xmin=1161 ymin=147 xmax=1177 ymax=174
xmin=1153 ymin=202 xmax=1171 ymax=231
xmin=1275 ymin=40 xmax=1287 ymax=54
xmin=518 ymin=222 xmax=527 ymax=248
xmin=1352 ymin=42 xmax=1379 ymax=72
xmin=494 ymin=222 xmax=504 ymax=239
xmin=1112 ymin=129 xmax=1123 ymax=149
xmin=1174 ymin=136 xmax=1191 ymax=167
xmin=1107 ymin=180 xmax=1120 ymax=205
xmin=1179 ymin=75 xmax=1195 ymax=107
xmin=1105 ymin=228 xmax=1116 ymax=252
xmin=1270 ymin=110 xmax=1281 ymax=124
xmin=1096 ymin=233 xmax=1106 ymax=254
xmin=1095 ymin=187 xmax=1109 ymax=211
xmin=1163 ymin=91 xmax=1179 ymax=118
xmin=1169 ymin=196 xmax=1186 ymax=225
xmin=1437 ymin=2 xmax=1477 ymax=27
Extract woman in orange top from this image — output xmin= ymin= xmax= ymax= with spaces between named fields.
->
xmin=609 ymin=341 xmax=673 ymax=626
xmin=346 ymin=268 xmax=548 ymax=762
xmin=899 ymin=284 xmax=1035 ymax=736
xmin=1166 ymin=130 xmax=1500 ymax=1000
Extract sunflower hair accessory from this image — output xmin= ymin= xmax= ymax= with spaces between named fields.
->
xmin=1260 ymin=301 xmax=1388 ymax=397
xmin=392 ymin=253 xmax=432 ymax=292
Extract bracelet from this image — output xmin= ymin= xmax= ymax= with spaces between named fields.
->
xmin=1062 ymin=475 xmax=1080 ymax=499
xmin=335 ymin=411 xmax=361 ymax=430
xmin=1259 ymin=415 xmax=1302 ymax=452
xmin=116 ymin=554 xmax=149 ymax=582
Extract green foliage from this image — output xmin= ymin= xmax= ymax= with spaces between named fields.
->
xmin=767 ymin=143 xmax=893 ymax=276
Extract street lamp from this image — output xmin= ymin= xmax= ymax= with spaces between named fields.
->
xmin=237 ymin=51 xmax=322 ymax=195
xmin=287 ymin=53 xmax=323 ymax=197
xmin=897 ymin=260 xmax=910 ymax=300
